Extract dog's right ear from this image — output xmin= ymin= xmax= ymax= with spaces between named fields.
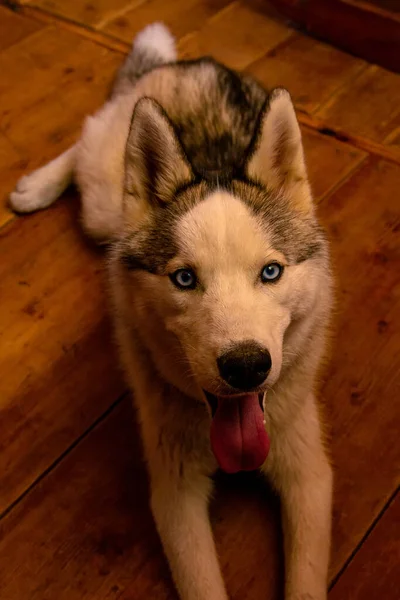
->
xmin=124 ymin=97 xmax=192 ymax=211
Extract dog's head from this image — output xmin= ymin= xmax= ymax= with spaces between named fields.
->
xmin=114 ymin=90 xmax=329 ymax=472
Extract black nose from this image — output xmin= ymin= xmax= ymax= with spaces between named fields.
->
xmin=217 ymin=342 xmax=272 ymax=390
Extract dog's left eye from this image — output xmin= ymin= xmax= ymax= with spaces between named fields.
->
xmin=261 ymin=263 xmax=283 ymax=283
xmin=170 ymin=268 xmax=197 ymax=290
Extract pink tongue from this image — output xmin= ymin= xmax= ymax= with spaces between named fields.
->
xmin=210 ymin=394 xmax=270 ymax=473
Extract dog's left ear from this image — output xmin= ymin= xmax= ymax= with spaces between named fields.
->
xmin=246 ymin=88 xmax=312 ymax=213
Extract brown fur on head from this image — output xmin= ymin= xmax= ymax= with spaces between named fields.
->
xmin=110 ymin=81 xmax=330 ymax=403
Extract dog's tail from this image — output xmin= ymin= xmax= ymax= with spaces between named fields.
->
xmin=112 ymin=23 xmax=177 ymax=96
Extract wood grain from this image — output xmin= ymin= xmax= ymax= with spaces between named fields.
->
xmin=301 ymin=127 xmax=366 ymax=200
xmin=0 ymin=26 xmax=121 ymax=151
xmin=102 ymin=0 xmax=231 ymax=43
xmin=178 ymin=1 xmax=293 ymax=69
xmin=0 ymin=197 xmax=124 ymax=514
xmin=298 ymin=113 xmax=400 ymax=166
xmin=318 ymin=157 xmax=400 ymax=575
xmin=248 ymin=33 xmax=366 ymax=114
xmin=317 ymin=64 xmax=400 ymax=144
xmin=0 ymin=5 xmax=44 ymax=52
xmin=20 ymin=0 xmax=145 ymax=29
xmin=329 ymin=492 xmax=400 ymax=599
xmin=15 ymin=3 xmax=131 ymax=53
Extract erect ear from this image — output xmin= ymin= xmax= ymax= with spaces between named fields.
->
xmin=246 ymin=88 xmax=312 ymax=213
xmin=124 ymin=97 xmax=193 ymax=209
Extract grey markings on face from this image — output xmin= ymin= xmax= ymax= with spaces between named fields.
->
xmin=119 ymin=180 xmax=325 ymax=274
xmin=119 ymin=182 xmax=206 ymax=273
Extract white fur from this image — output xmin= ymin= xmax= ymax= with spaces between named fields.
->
xmin=134 ymin=22 xmax=177 ymax=62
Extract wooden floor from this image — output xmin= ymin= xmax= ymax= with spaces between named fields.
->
xmin=0 ymin=1 xmax=399 ymax=598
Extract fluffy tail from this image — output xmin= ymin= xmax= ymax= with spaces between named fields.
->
xmin=112 ymin=23 xmax=176 ymax=96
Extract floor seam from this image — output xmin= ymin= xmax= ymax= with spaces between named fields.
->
xmin=14 ymin=3 xmax=131 ymax=53
xmin=0 ymin=391 xmax=128 ymax=522
xmin=328 ymin=485 xmax=399 ymax=590
xmin=317 ymin=154 xmax=368 ymax=205
xmin=298 ymin=113 xmax=400 ymax=166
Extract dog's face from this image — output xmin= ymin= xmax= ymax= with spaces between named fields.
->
xmin=159 ymin=190 xmax=299 ymax=394
xmin=117 ymin=90 xmax=327 ymax=407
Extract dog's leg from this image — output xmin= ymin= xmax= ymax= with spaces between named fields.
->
xmin=264 ymin=393 xmax=332 ymax=600
xmin=9 ymin=145 xmax=76 ymax=213
xmin=150 ymin=469 xmax=228 ymax=600
xmin=149 ymin=461 xmax=228 ymax=600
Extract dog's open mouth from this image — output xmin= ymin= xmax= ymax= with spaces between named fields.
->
xmin=204 ymin=391 xmax=270 ymax=474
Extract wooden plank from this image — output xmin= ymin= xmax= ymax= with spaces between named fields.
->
xmin=19 ymin=0 xmax=144 ymax=29
xmin=266 ymin=0 xmax=400 ymax=73
xmin=0 ymin=25 xmax=121 ymax=226
xmin=317 ymin=64 xmax=400 ymax=144
xmin=0 ymin=5 xmax=44 ymax=52
xmin=298 ymin=113 xmax=400 ymax=166
xmin=178 ymin=1 xmax=293 ymax=69
xmin=247 ymin=33 xmax=366 ymax=114
xmin=102 ymin=0 xmax=231 ymax=43
xmin=301 ymin=127 xmax=366 ymax=201
xmin=0 ymin=196 xmax=125 ymax=515
xmin=16 ymin=3 xmax=131 ymax=53
xmin=329 ymin=492 xmax=400 ymax=600
xmin=0 ymin=398 xmax=283 ymax=600
xmin=317 ymin=157 xmax=400 ymax=575
xmin=0 ymin=25 xmax=121 ymax=149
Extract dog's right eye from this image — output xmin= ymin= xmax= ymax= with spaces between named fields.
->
xmin=169 ymin=268 xmax=197 ymax=290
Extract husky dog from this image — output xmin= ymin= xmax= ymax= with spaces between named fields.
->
xmin=10 ymin=23 xmax=333 ymax=600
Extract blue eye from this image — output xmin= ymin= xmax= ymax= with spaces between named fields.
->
xmin=170 ymin=268 xmax=197 ymax=290
xmin=261 ymin=263 xmax=283 ymax=283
